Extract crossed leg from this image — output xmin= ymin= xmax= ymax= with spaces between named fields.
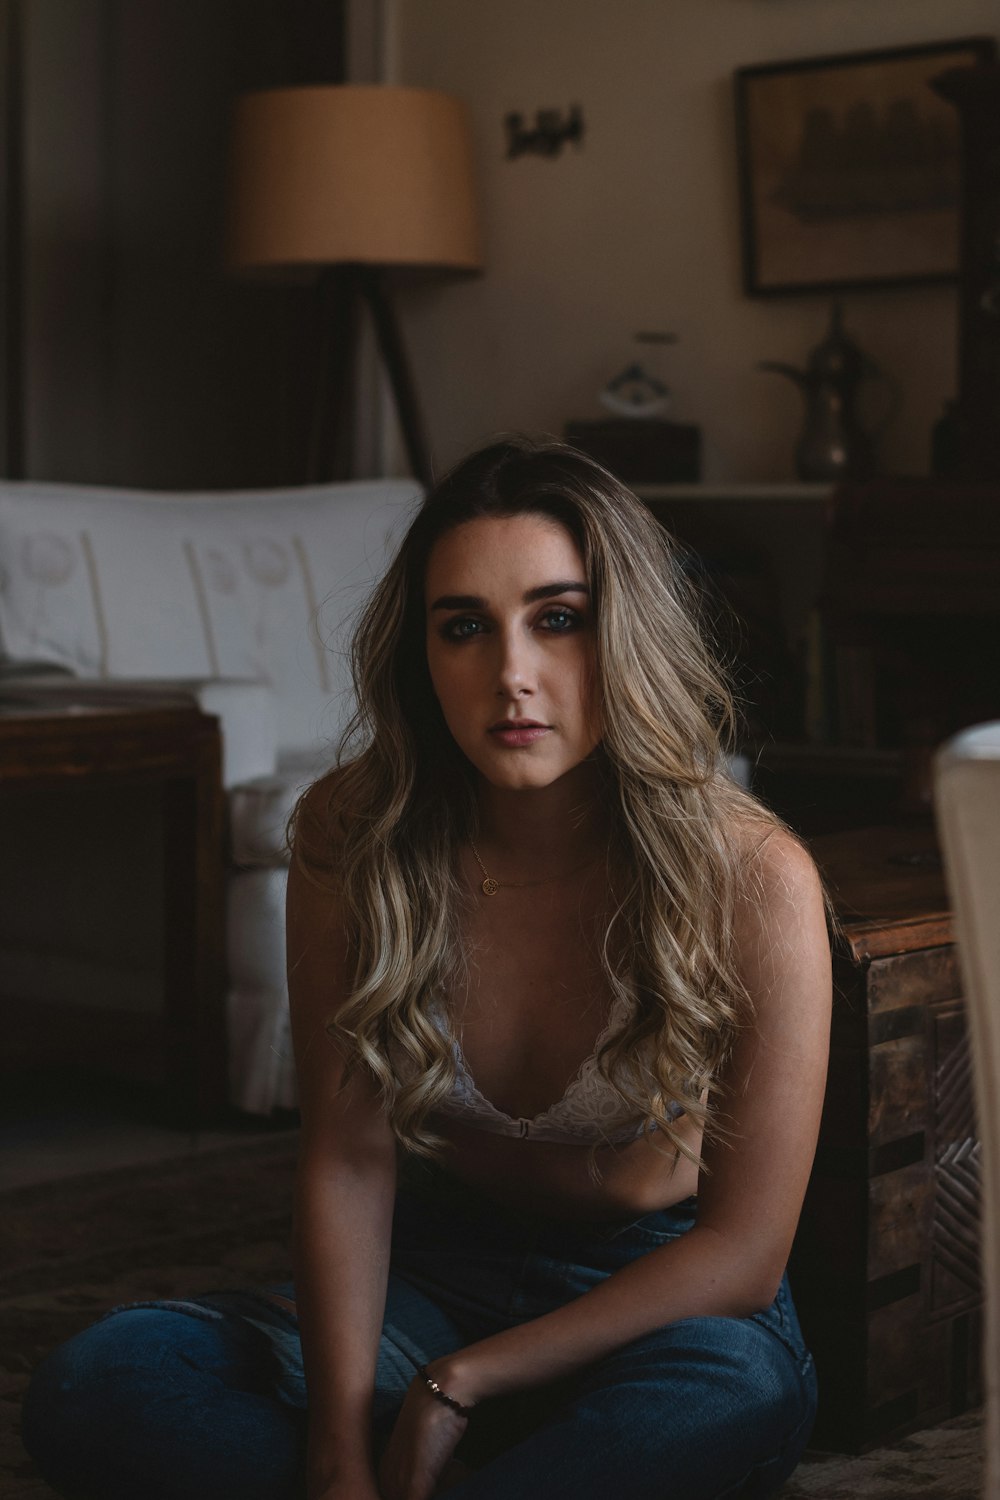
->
xmin=21 ymin=1276 xmax=467 ymax=1500
xmin=22 ymin=1280 xmax=814 ymax=1500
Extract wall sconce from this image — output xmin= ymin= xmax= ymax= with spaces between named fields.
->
xmin=505 ymin=106 xmax=584 ymax=159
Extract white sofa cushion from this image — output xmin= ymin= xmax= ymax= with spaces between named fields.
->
xmin=0 ymin=479 xmax=420 ymax=761
xmin=193 ymin=678 xmax=279 ymax=787
xmin=229 ymin=765 xmax=319 ymax=868
xmin=226 ymin=866 xmax=295 ymax=1113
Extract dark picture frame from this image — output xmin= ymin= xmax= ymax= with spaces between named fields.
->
xmin=735 ymin=36 xmax=997 ymax=297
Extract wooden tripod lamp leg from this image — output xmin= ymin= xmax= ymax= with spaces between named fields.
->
xmin=359 ymin=265 xmax=433 ymax=489
xmin=309 ymin=265 xmax=363 ymax=484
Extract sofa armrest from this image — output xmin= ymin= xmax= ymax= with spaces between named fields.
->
xmin=228 ymin=763 xmax=322 ymax=869
xmin=0 ymin=658 xmax=78 ymax=681
xmin=189 ymin=680 xmax=277 ymax=787
xmin=0 ymin=674 xmax=278 ymax=788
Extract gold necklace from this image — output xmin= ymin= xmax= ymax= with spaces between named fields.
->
xmin=469 ymin=838 xmax=599 ymax=896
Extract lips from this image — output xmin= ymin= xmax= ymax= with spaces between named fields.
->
xmin=488 ymin=719 xmax=550 ymax=748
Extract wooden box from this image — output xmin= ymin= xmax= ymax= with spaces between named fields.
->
xmin=563 ymin=418 xmax=701 ymax=483
xmin=791 ymin=823 xmax=981 ymax=1452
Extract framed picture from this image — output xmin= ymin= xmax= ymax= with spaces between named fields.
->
xmin=735 ymin=37 xmax=997 ymax=296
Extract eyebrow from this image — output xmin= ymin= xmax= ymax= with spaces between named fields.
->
xmin=430 ymin=581 xmax=590 ymax=611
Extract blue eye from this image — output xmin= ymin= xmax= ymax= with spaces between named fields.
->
xmin=442 ymin=616 xmax=485 ymax=641
xmin=541 ymin=606 xmax=580 ymax=632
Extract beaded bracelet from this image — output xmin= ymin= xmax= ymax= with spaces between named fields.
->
xmin=416 ymin=1364 xmax=476 ymax=1418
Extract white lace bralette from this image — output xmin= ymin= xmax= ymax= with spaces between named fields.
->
xmin=396 ymin=994 xmax=681 ymax=1146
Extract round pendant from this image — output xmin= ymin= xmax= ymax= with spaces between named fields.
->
xmin=482 ymin=876 xmax=500 ymax=896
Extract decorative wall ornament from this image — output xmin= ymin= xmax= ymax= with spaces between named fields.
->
xmin=504 ymin=105 xmax=584 ymax=159
xmin=600 ymin=332 xmax=677 ymax=419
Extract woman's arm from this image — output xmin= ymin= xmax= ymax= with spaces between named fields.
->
xmin=421 ymin=827 xmax=832 ymax=1407
xmin=286 ymin=814 xmax=399 ymax=1499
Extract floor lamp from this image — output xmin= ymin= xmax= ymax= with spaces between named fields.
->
xmin=227 ymin=84 xmax=482 ymax=486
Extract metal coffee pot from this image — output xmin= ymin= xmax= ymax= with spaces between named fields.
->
xmin=758 ymin=302 xmax=895 ymax=482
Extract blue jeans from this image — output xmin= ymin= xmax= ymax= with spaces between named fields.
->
xmin=22 ymin=1159 xmax=816 ymax=1500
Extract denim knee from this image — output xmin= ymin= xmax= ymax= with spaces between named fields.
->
xmin=565 ymin=1308 xmax=816 ymax=1499
xmin=22 ymin=1306 xmax=302 ymax=1500
xmin=606 ymin=1307 xmax=813 ymax=1420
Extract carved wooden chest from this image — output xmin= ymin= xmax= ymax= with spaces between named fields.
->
xmin=790 ymin=822 xmax=981 ymax=1453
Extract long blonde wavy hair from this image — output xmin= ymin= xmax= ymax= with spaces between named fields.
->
xmin=293 ymin=435 xmax=805 ymax=1170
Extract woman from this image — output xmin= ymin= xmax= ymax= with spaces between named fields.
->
xmin=24 ymin=437 xmax=832 ymax=1500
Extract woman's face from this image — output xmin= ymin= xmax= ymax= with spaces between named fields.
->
xmin=424 ymin=513 xmax=601 ymax=792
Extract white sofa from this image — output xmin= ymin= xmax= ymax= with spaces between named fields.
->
xmin=0 ymin=478 xmax=421 ymax=1113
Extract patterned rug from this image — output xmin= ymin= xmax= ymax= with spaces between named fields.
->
xmin=0 ymin=1137 xmax=982 ymax=1499
xmin=779 ymin=1413 xmax=981 ymax=1498
xmin=1 ymin=1135 xmax=299 ymax=1499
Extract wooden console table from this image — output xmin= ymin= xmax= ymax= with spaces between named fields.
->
xmin=792 ymin=821 xmax=979 ymax=1452
xmin=0 ymin=692 xmax=226 ymax=1124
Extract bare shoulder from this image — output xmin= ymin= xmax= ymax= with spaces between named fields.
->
xmin=286 ymin=772 xmax=393 ymax=1148
xmin=286 ymin=765 xmax=359 ymax=992
xmin=727 ymin=815 xmax=831 ymax=1018
xmin=286 ymin=770 xmax=365 ymax=1121
xmin=732 ymin=816 xmax=824 ymax=917
xmin=289 ymin=763 xmax=353 ymax=887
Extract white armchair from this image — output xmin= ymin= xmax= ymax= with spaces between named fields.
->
xmin=0 ymin=478 xmax=420 ymax=1113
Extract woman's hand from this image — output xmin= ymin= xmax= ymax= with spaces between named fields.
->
xmin=378 ymin=1373 xmax=471 ymax=1500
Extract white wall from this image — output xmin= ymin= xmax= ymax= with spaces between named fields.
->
xmin=388 ymin=0 xmax=1000 ymax=481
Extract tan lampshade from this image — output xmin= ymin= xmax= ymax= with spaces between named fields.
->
xmin=227 ymin=84 xmax=483 ymax=274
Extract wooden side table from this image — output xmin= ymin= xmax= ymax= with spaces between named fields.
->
xmin=0 ymin=692 xmax=227 ymax=1124
xmin=792 ymin=822 xmax=980 ymax=1452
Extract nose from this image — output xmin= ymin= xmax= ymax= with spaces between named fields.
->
xmin=495 ymin=626 xmax=536 ymax=698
